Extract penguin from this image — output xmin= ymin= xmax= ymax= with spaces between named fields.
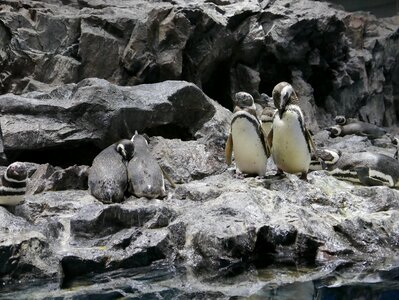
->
xmin=88 ymin=139 xmax=134 ymax=204
xmin=128 ymin=132 xmax=173 ymax=199
xmin=316 ymin=149 xmax=399 ymax=187
xmin=260 ymin=97 xmax=277 ymax=138
xmin=0 ymin=162 xmax=28 ymax=206
xmin=267 ymin=82 xmax=316 ymax=180
xmin=327 ymin=122 xmax=386 ymax=139
xmin=334 ymin=115 xmax=358 ymax=126
xmin=225 ymin=92 xmax=270 ymax=176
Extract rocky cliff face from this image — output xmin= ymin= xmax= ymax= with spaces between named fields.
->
xmin=0 ymin=0 xmax=399 ymax=297
xmin=0 ymin=0 xmax=398 ymax=129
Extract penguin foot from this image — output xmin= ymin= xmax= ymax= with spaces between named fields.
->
xmin=299 ymin=172 xmax=308 ymax=181
xmin=233 ymin=172 xmax=245 ymax=179
xmin=276 ymin=168 xmax=284 ymax=176
xmin=273 ymin=169 xmax=285 ymax=179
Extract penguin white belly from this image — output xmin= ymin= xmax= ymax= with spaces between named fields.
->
xmin=231 ymin=117 xmax=267 ymax=176
xmin=272 ymin=111 xmax=310 ymax=174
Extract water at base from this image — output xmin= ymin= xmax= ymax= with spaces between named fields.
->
xmin=0 ymin=262 xmax=398 ymax=299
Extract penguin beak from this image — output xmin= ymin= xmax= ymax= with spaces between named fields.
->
xmin=279 ymin=94 xmax=289 ymax=118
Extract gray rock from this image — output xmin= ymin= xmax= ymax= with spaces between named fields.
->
xmin=0 ymin=0 xmax=399 ymax=295
xmin=0 ymin=206 xmax=60 ymax=282
xmin=0 ymin=156 xmax=397 ymax=289
xmin=150 ymin=137 xmax=227 ymax=184
xmin=26 ymin=163 xmax=88 ymax=194
xmin=0 ymin=123 xmax=7 ymax=166
xmin=0 ymin=79 xmax=216 ymax=153
xmin=0 ymin=0 xmax=397 ymax=129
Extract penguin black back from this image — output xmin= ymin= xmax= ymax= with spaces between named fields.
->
xmin=128 ymin=133 xmax=165 ymax=199
xmin=88 ymin=139 xmax=133 ymax=204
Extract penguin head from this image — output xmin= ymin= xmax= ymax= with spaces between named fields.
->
xmin=5 ymin=161 xmax=28 ymax=182
xmin=316 ymin=149 xmax=342 ymax=165
xmin=234 ymin=92 xmax=254 ymax=109
xmin=272 ymin=82 xmax=290 ymax=109
xmin=391 ymin=136 xmax=399 ymax=146
xmin=334 ymin=115 xmax=347 ymax=125
xmin=116 ymin=139 xmax=134 ymax=160
xmin=326 ymin=125 xmax=342 ymax=138
xmin=272 ymin=82 xmax=299 ymax=118
xmin=131 ymin=132 xmax=150 ymax=154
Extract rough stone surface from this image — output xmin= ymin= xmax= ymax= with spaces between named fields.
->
xmin=0 ymin=0 xmax=398 ymax=297
xmin=0 ymin=79 xmax=217 ymax=155
xmin=26 ymin=163 xmax=89 ymax=194
xmin=0 ymin=0 xmax=397 ymax=128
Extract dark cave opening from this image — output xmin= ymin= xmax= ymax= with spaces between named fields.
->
xmin=258 ymin=58 xmax=292 ymax=96
xmin=202 ymin=60 xmax=233 ymax=111
xmin=307 ymin=66 xmax=334 ymax=108
xmin=5 ymin=142 xmax=102 ymax=168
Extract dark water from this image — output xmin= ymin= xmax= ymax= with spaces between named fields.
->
xmin=1 ymin=263 xmax=399 ymax=299
xmin=326 ymin=0 xmax=399 ymax=18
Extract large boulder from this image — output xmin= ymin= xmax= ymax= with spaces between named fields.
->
xmin=0 ymin=79 xmax=219 ymax=154
xmin=0 ymin=206 xmax=60 ymax=283
xmin=1 ymin=157 xmax=398 ymax=287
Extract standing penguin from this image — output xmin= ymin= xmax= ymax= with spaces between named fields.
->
xmin=0 ymin=162 xmax=28 ymax=206
xmin=88 ymin=139 xmax=133 ymax=204
xmin=267 ymin=82 xmax=316 ymax=180
xmin=225 ymin=92 xmax=270 ymax=176
xmin=128 ymin=132 xmax=172 ymax=199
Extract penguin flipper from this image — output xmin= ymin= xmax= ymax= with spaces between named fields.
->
xmin=266 ymin=128 xmax=273 ymax=155
xmin=305 ymin=128 xmax=326 ymax=169
xmin=305 ymin=128 xmax=317 ymax=154
xmin=260 ymin=126 xmax=271 ymax=158
xmin=225 ymin=133 xmax=233 ymax=165
xmin=160 ymin=165 xmax=176 ymax=188
xmin=354 ymin=167 xmax=384 ymax=186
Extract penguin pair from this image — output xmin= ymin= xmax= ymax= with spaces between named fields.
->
xmin=0 ymin=162 xmax=28 ymax=206
xmin=316 ymin=149 xmax=399 ymax=188
xmin=327 ymin=116 xmax=386 ymax=139
xmin=89 ymin=134 xmax=173 ymax=203
xmin=225 ymin=83 xmax=316 ymax=180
